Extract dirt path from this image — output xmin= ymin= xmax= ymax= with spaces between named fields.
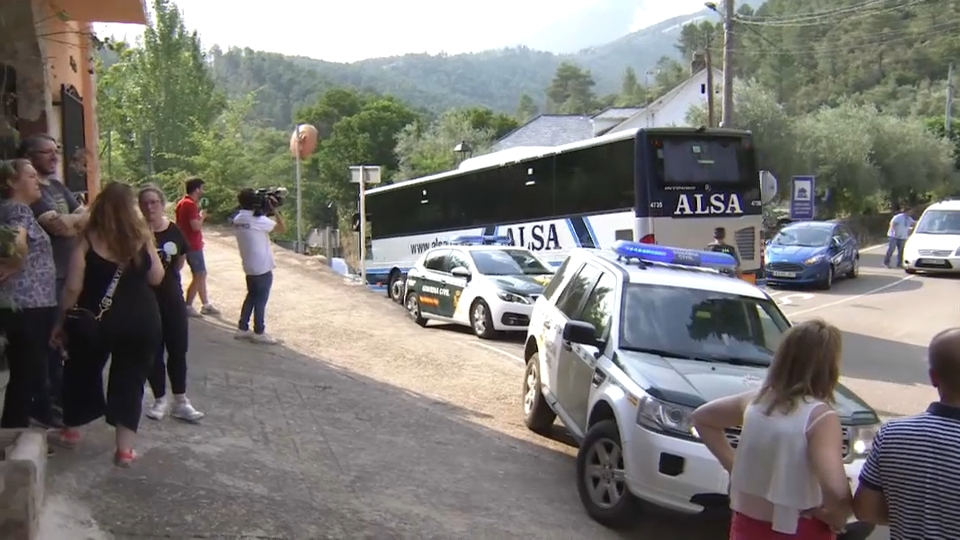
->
xmin=43 ymin=229 xmax=728 ymax=539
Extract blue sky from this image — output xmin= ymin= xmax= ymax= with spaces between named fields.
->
xmin=95 ymin=0 xmax=710 ymax=62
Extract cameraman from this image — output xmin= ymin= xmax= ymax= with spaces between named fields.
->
xmin=232 ymin=188 xmax=285 ymax=345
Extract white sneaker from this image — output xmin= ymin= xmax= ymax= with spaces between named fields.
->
xmin=200 ymin=304 xmax=220 ymax=315
xmin=145 ymin=397 xmax=169 ymax=420
xmin=186 ymin=305 xmax=203 ymax=318
xmin=234 ymin=329 xmax=253 ymax=340
xmin=251 ymin=332 xmax=278 ymax=345
xmin=171 ymin=398 xmax=205 ymax=422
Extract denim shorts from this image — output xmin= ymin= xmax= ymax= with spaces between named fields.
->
xmin=185 ymin=250 xmax=206 ymax=273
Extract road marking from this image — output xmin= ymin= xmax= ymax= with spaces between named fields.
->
xmin=471 ymin=341 xmax=525 ymax=365
xmin=860 ymin=243 xmax=887 ymax=253
xmin=788 ymin=275 xmax=916 ymax=317
xmin=776 ymin=293 xmax=814 ymax=306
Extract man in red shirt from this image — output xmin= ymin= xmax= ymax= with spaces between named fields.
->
xmin=175 ymin=177 xmax=219 ymax=317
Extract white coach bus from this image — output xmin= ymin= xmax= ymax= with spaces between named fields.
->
xmin=364 ymin=127 xmax=777 ymax=302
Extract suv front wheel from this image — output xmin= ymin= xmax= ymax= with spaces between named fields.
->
xmin=576 ymin=419 xmax=638 ymax=529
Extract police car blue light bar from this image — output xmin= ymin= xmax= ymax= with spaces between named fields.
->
xmin=448 ymin=235 xmax=514 ymax=246
xmin=610 ymin=240 xmax=737 ymax=271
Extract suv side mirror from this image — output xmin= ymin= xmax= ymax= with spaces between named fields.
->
xmin=450 ymin=266 xmax=471 ymax=280
xmin=563 ymin=320 xmax=597 ymax=345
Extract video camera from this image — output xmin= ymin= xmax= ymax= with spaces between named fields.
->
xmin=246 ymin=187 xmax=288 ymax=217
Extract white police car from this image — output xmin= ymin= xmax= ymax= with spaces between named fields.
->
xmin=521 ymin=241 xmax=878 ymax=539
xmin=403 ymin=236 xmax=555 ymax=339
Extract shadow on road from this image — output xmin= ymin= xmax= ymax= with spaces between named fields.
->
xmin=42 ymin=319 xmax=731 ymax=540
xmin=841 ymin=330 xmax=929 ymax=388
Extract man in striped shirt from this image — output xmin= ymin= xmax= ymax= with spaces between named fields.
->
xmin=853 ymin=327 xmax=960 ymax=539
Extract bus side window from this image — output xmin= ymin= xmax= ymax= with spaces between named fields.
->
xmin=554 ymin=138 xmax=635 ymax=217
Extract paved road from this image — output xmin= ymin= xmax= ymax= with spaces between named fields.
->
xmin=40 ymin=236 xmax=947 ymax=539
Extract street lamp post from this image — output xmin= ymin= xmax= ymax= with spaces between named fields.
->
xmin=454 ymin=141 xmax=473 ymax=164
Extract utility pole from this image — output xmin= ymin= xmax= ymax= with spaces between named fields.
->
xmin=721 ymin=0 xmax=736 ymax=127
xmin=947 ymin=62 xmax=955 ymax=134
xmin=705 ymin=47 xmax=716 ymax=127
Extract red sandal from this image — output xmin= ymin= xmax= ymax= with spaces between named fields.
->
xmin=114 ymin=448 xmax=137 ymax=468
xmin=51 ymin=428 xmax=82 ymax=449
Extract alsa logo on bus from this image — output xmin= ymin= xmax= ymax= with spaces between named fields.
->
xmin=503 ymin=223 xmax=561 ymax=251
xmin=673 ymin=193 xmax=744 ymax=216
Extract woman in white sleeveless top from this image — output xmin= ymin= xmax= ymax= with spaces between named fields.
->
xmin=692 ymin=319 xmax=853 ymax=539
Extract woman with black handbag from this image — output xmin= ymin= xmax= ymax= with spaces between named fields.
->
xmin=50 ymin=182 xmax=164 ymax=467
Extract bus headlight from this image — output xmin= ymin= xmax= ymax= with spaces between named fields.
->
xmin=637 ymin=395 xmax=697 ymax=439
xmin=497 ymin=291 xmax=532 ymax=304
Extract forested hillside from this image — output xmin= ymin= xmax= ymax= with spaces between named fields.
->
xmin=93 ymin=0 xmax=959 ymax=250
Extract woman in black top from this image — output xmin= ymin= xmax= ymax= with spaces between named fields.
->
xmin=138 ymin=185 xmax=204 ymax=422
xmin=52 ymin=182 xmax=164 ymax=467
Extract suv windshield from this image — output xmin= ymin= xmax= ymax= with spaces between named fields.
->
xmin=470 ymin=249 xmax=553 ymax=276
xmin=772 ymin=226 xmax=832 ymax=247
xmin=915 ymin=209 xmax=960 ymax=234
xmin=619 ymin=284 xmax=789 ymax=365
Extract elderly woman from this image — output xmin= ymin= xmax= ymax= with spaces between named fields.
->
xmin=0 ymin=159 xmax=59 ymax=428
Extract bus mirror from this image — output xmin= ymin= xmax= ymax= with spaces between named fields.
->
xmin=760 ymin=170 xmax=778 ymax=204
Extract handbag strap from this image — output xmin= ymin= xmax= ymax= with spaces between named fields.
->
xmin=94 ymin=266 xmax=124 ymax=321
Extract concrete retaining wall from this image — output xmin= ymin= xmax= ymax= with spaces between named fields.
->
xmin=0 ymin=430 xmax=47 ymax=540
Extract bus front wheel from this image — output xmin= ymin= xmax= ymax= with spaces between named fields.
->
xmin=388 ymin=270 xmax=405 ymax=303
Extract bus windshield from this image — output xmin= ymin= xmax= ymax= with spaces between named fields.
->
xmin=651 ymin=136 xmax=748 ymax=184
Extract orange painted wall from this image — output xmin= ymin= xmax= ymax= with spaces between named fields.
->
xmin=32 ymin=0 xmax=103 ymax=196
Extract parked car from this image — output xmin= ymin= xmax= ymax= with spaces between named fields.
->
xmin=521 ymin=241 xmax=878 ymax=539
xmin=902 ymin=198 xmax=960 ymax=274
xmin=403 ymin=236 xmax=555 ymax=338
xmin=763 ymin=220 xmax=859 ymax=289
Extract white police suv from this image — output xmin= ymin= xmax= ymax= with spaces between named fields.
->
xmin=403 ymin=236 xmax=555 ymax=339
xmin=521 ymin=241 xmax=878 ymax=539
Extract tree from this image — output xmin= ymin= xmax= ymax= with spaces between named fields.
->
xmin=546 ymin=62 xmax=598 ymax=114
xmin=688 ymin=79 xmax=803 ymax=190
xmin=163 ymin=95 xmax=292 ymax=221
xmin=650 ymin=57 xmax=689 ymax=98
xmin=516 ymin=93 xmax=539 ymax=122
xmin=456 ymin=107 xmax=519 ymax=139
xmin=616 ymin=67 xmax=648 ymax=107
xmin=794 ymin=103 xmax=956 ymax=213
xmin=295 ymin=93 xmax=419 ymax=228
xmin=924 ymin=116 xmax=960 ymax=170
xmin=97 ymin=0 xmax=223 ymax=178
xmin=395 ymin=110 xmax=497 ymax=180
xmin=675 ymin=21 xmax=722 ymax=60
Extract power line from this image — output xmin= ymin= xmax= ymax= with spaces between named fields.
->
xmin=711 ymin=18 xmax=960 ymax=56
xmin=736 ymin=0 xmax=933 ymax=28
xmin=734 ymin=0 xmax=910 ymax=25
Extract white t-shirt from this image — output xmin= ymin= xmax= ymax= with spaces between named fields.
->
xmin=887 ymin=212 xmax=915 ymax=239
xmin=232 ymin=210 xmax=276 ymax=276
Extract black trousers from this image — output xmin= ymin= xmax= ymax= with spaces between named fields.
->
xmin=0 ymin=307 xmax=55 ymax=428
xmin=148 ymin=299 xmax=189 ymax=398
xmin=62 ymin=325 xmax=159 ymax=432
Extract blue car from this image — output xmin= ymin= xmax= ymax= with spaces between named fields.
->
xmin=764 ymin=221 xmax=860 ymax=290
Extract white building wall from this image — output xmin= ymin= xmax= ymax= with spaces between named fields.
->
xmin=611 ymin=70 xmax=719 ymax=132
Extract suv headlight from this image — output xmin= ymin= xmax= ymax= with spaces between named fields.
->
xmin=804 ymin=254 xmax=825 ymax=265
xmin=497 ymin=290 xmax=531 ymax=304
xmin=637 ymin=395 xmax=697 ymax=439
xmin=849 ymin=423 xmax=880 ymax=458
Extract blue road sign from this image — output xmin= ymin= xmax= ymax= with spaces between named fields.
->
xmin=790 ymin=175 xmax=816 ymax=221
